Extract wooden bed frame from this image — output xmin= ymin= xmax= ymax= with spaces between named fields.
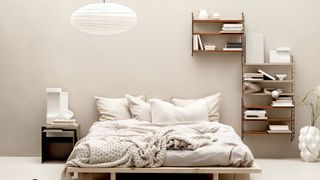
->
xmin=66 ymin=163 xmax=261 ymax=180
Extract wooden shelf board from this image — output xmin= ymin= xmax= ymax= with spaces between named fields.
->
xmin=244 ymin=63 xmax=293 ymax=66
xmin=193 ymin=19 xmax=244 ymax=23
xmin=244 ymin=105 xmax=294 ymax=109
xmin=193 ymin=50 xmax=243 ymax=53
xmin=243 ymin=131 xmax=268 ymax=134
xmin=243 ymin=118 xmax=293 ymax=122
xmin=243 ymin=130 xmax=293 ymax=135
xmin=244 ymin=93 xmax=294 ymax=96
xmin=244 ymin=80 xmax=293 ymax=83
xmin=193 ymin=32 xmax=244 ymax=35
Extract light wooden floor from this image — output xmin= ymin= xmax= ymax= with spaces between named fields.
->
xmin=0 ymin=157 xmax=319 ymax=180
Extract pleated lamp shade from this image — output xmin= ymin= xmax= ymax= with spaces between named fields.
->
xmin=70 ymin=3 xmax=137 ymax=35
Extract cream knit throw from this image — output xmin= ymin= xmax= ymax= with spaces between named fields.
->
xmin=64 ymin=128 xmax=212 ymax=169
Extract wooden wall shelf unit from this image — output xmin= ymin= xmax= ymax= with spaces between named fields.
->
xmin=241 ymin=61 xmax=295 ymax=141
xmin=192 ymin=13 xmax=245 ymax=56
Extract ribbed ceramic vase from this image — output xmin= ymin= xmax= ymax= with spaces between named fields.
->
xmin=298 ymin=126 xmax=320 ymax=162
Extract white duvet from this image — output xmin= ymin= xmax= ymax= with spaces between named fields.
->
xmin=64 ymin=119 xmax=254 ymax=174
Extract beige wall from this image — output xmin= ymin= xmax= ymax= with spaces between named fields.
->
xmin=0 ymin=0 xmax=319 ymax=157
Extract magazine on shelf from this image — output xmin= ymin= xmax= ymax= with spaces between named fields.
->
xmin=257 ymin=69 xmax=276 ymax=80
xmin=193 ymin=35 xmax=198 ymax=50
xmin=197 ymin=34 xmax=204 ymax=50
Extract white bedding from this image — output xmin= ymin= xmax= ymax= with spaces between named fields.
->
xmin=64 ymin=119 xmax=254 ymax=172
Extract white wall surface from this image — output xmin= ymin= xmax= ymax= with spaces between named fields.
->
xmin=0 ymin=0 xmax=319 ymax=157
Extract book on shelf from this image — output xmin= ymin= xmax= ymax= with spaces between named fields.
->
xmin=220 ymin=30 xmax=243 ymax=33
xmin=244 ymin=77 xmax=264 ymax=80
xmin=257 ymin=69 xmax=276 ymax=80
xmin=272 ymin=97 xmax=294 ymax=107
xmin=244 ymin=110 xmax=267 ymax=119
xmin=244 ymin=116 xmax=267 ymax=120
xmin=269 ymin=125 xmax=289 ymax=131
xmin=193 ymin=35 xmax=198 ymax=50
xmin=193 ymin=35 xmax=204 ymax=50
xmin=243 ymin=73 xmax=263 ymax=78
xmin=223 ymin=48 xmax=243 ymax=51
xmin=267 ymin=130 xmax=292 ymax=134
xmin=222 ymin=27 xmax=243 ymax=31
xmin=221 ymin=24 xmax=243 ymax=33
xmin=225 ymin=42 xmax=242 ymax=48
xmin=223 ymin=24 xmax=243 ymax=28
xmin=197 ymin=34 xmax=204 ymax=50
xmin=272 ymin=102 xmax=294 ymax=107
xmin=204 ymin=45 xmax=216 ymax=50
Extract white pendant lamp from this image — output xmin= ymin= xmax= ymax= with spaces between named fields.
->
xmin=70 ymin=0 xmax=137 ymax=35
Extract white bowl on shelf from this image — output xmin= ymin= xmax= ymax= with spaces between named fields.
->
xmin=276 ymin=74 xmax=287 ymax=80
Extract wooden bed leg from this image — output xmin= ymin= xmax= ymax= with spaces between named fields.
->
xmin=213 ymin=173 xmax=219 ymax=180
xmin=235 ymin=174 xmax=250 ymax=180
xmin=78 ymin=173 xmax=93 ymax=180
xmin=110 ymin=172 xmax=116 ymax=180
xmin=64 ymin=172 xmax=73 ymax=180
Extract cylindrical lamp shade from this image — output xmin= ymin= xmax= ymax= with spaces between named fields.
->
xmin=70 ymin=3 xmax=137 ymax=35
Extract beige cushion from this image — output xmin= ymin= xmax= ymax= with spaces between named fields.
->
xmin=171 ymin=93 xmax=221 ymax=122
xmin=95 ymin=95 xmax=145 ymax=121
xmin=150 ymin=99 xmax=209 ymax=124
xmin=126 ymin=94 xmax=151 ymax=122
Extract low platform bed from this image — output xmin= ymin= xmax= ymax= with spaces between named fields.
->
xmin=66 ymin=164 xmax=261 ymax=180
xmin=63 ymin=119 xmax=259 ymax=180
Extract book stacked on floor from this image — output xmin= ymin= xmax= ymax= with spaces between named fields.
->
xmin=244 ymin=110 xmax=267 ymax=120
xmin=49 ymin=119 xmax=78 ymax=128
xmin=268 ymin=125 xmax=292 ymax=133
xmin=220 ymin=24 xmax=243 ymax=33
xmin=193 ymin=34 xmax=204 ymax=50
xmin=272 ymin=97 xmax=294 ymax=107
xmin=243 ymin=73 xmax=264 ymax=81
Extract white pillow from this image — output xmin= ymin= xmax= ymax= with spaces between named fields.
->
xmin=150 ymin=99 xmax=209 ymax=124
xmin=126 ymin=94 xmax=152 ymax=122
xmin=171 ymin=93 xmax=221 ymax=122
xmin=95 ymin=95 xmax=145 ymax=121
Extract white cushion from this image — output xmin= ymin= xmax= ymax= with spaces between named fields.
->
xmin=126 ymin=94 xmax=151 ymax=122
xmin=149 ymin=99 xmax=209 ymax=124
xmin=171 ymin=93 xmax=221 ymax=122
xmin=95 ymin=95 xmax=144 ymax=121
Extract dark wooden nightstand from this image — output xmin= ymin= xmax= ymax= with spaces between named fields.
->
xmin=41 ymin=124 xmax=80 ymax=163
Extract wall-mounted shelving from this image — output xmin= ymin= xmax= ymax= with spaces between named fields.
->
xmin=241 ymin=61 xmax=295 ymax=141
xmin=191 ymin=13 xmax=245 ymax=56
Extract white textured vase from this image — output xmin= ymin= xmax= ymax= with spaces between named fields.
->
xmin=298 ymin=126 xmax=320 ymax=162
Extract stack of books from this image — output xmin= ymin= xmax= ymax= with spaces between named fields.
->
xmin=272 ymin=97 xmax=294 ymax=107
xmin=223 ymin=42 xmax=243 ymax=51
xmin=244 ymin=110 xmax=267 ymax=120
xmin=243 ymin=73 xmax=264 ymax=81
xmin=204 ymin=44 xmax=216 ymax=50
xmin=221 ymin=24 xmax=243 ymax=33
xmin=51 ymin=119 xmax=78 ymax=127
xmin=193 ymin=34 xmax=204 ymax=50
xmin=268 ymin=125 xmax=292 ymax=133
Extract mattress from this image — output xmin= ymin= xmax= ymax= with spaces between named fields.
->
xmin=165 ymin=145 xmax=249 ymax=167
xmin=65 ymin=119 xmax=254 ymax=169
